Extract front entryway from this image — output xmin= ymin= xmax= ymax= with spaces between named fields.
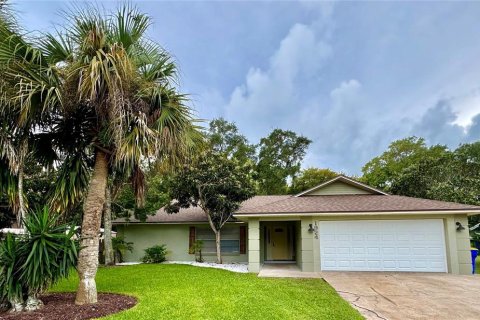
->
xmin=258 ymin=263 xmax=322 ymax=278
xmin=263 ymin=221 xmax=296 ymax=262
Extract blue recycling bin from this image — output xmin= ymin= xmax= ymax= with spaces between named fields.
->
xmin=471 ymin=248 xmax=478 ymax=274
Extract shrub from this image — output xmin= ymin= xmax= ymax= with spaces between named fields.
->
xmin=0 ymin=207 xmax=78 ymax=312
xmin=190 ymin=240 xmax=204 ymax=263
xmin=112 ymin=236 xmax=134 ymax=263
xmin=142 ymin=245 xmax=167 ymax=263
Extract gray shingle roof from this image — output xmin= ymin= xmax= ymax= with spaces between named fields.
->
xmin=113 ymin=193 xmax=480 ymax=224
xmin=235 ymin=194 xmax=480 ymax=215
xmin=113 ymin=195 xmax=289 ymax=224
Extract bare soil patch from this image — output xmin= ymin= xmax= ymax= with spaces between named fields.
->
xmin=0 ymin=293 xmax=136 ymax=320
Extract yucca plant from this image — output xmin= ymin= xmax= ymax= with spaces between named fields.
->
xmin=0 ymin=207 xmax=78 ymax=312
xmin=0 ymin=233 xmax=25 ymax=311
xmin=21 ymin=208 xmax=78 ymax=297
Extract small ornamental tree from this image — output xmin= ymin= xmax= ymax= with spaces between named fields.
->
xmin=165 ymin=152 xmax=256 ymax=264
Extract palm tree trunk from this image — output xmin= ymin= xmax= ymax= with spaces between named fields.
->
xmin=16 ymin=163 xmax=25 ymax=228
xmin=16 ymin=139 xmax=28 ymax=229
xmin=75 ymin=150 xmax=108 ymax=305
xmin=103 ymin=186 xmax=114 ymax=266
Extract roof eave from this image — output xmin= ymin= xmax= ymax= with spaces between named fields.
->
xmin=112 ymin=220 xmax=245 ymax=225
xmin=233 ymin=209 xmax=480 ymax=218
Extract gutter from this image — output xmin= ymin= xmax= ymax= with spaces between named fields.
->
xmin=112 ymin=221 xmax=246 ymax=225
xmin=233 ymin=209 xmax=480 ymax=219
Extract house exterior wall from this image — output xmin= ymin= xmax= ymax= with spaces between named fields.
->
xmin=306 ymin=181 xmax=371 ymax=195
xmin=116 ymin=223 xmax=248 ymax=263
xmin=245 ymin=213 xmax=472 ymax=275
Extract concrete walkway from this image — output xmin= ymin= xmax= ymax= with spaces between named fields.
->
xmin=258 ymin=263 xmax=322 ymax=278
xmin=323 ymin=272 xmax=480 ymax=320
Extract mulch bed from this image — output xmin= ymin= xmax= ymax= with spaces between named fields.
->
xmin=0 ymin=293 xmax=137 ymax=320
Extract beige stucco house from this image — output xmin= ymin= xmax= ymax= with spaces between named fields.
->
xmin=114 ymin=176 xmax=480 ymax=275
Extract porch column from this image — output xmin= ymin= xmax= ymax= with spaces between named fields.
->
xmin=248 ymin=218 xmax=261 ymax=273
xmin=301 ymin=218 xmax=315 ymax=272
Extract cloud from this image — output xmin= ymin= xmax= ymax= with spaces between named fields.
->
xmin=412 ymin=100 xmax=465 ymax=146
xmin=467 ymin=114 xmax=480 ymax=141
xmin=225 ymin=22 xmax=332 ymax=138
xmin=218 ymin=2 xmax=480 ymax=174
xmin=222 ymin=4 xmax=405 ymax=174
xmin=194 ymin=88 xmax=226 ymax=121
xmin=310 ymin=80 xmax=365 ymax=166
xmin=412 ymin=99 xmax=480 ymax=148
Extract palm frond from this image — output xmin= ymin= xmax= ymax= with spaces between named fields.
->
xmin=38 ymin=31 xmax=74 ymax=64
xmin=110 ymin=4 xmax=150 ymax=52
xmin=49 ymin=152 xmax=91 ymax=213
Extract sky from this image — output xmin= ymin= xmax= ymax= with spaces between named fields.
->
xmin=11 ymin=0 xmax=480 ymax=174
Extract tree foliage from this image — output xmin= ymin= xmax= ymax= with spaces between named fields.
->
xmin=257 ymin=129 xmax=311 ymax=194
xmin=165 ymin=152 xmax=256 ymax=263
xmin=113 ymin=171 xmax=171 ymax=222
xmin=290 ymin=168 xmax=339 ymax=194
xmin=389 ymin=142 xmax=480 ymax=205
xmin=207 ymin=118 xmax=256 ymax=163
xmin=362 ymin=137 xmax=449 ymax=191
xmin=362 ymin=137 xmax=480 ymax=224
xmin=205 ymin=119 xmax=313 ymax=195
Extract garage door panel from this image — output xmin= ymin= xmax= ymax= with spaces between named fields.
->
xmin=382 ymin=234 xmax=395 ymax=241
xmin=319 ymin=220 xmax=447 ymax=272
xmin=368 ymin=260 xmax=381 ymax=268
xmin=352 ymin=235 xmax=364 ymax=241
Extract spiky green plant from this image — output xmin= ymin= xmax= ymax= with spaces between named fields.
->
xmin=20 ymin=207 xmax=78 ymax=296
xmin=0 ymin=233 xmax=24 ymax=303
xmin=0 ymin=207 xmax=78 ymax=310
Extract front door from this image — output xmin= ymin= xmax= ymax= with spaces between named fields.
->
xmin=271 ymin=226 xmax=289 ymax=260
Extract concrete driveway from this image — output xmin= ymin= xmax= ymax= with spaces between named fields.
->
xmin=323 ymin=272 xmax=480 ymax=320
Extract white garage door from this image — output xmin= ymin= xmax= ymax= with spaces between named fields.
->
xmin=319 ymin=219 xmax=447 ymax=272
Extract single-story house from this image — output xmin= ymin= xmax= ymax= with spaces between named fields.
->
xmin=113 ymin=175 xmax=480 ymax=274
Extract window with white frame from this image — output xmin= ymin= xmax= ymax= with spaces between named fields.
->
xmin=195 ymin=227 xmax=240 ymax=254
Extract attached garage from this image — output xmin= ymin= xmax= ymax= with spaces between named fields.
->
xmin=233 ymin=176 xmax=480 ymax=275
xmin=319 ymin=219 xmax=447 ymax=272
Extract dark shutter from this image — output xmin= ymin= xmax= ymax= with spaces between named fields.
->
xmin=189 ymin=226 xmax=196 ymax=254
xmin=239 ymin=225 xmax=247 ymax=254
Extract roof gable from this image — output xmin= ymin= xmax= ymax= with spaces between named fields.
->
xmin=295 ymin=175 xmax=388 ymax=197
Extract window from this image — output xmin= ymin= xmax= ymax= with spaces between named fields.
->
xmin=196 ymin=227 xmax=240 ymax=254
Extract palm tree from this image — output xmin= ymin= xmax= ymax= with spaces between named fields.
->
xmin=0 ymin=1 xmax=58 ymax=228
xmin=1 ymin=5 xmax=200 ymax=305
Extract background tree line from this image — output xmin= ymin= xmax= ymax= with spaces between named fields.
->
xmin=5 ymin=118 xmax=480 ymax=229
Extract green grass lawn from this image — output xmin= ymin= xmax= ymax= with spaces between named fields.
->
xmin=51 ymin=264 xmax=362 ymax=320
